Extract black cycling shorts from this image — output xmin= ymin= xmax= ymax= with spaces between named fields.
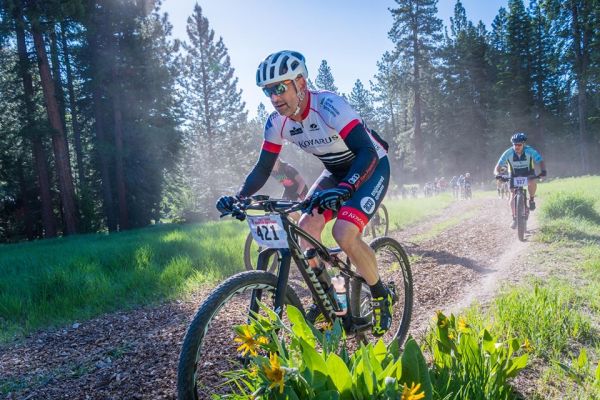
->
xmin=306 ymin=157 xmax=390 ymax=232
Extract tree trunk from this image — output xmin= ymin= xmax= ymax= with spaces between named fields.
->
xmin=112 ymin=92 xmax=129 ymax=230
xmin=32 ymin=21 xmax=78 ymax=235
xmin=14 ymin=3 xmax=57 ymax=238
xmin=49 ymin=27 xmax=68 ymax=136
xmin=412 ymin=50 xmax=424 ymax=179
xmin=570 ymin=2 xmax=590 ymax=174
xmin=17 ymin=159 xmax=35 ymax=240
xmin=60 ymin=21 xmax=86 ymax=189
xmin=88 ymin=25 xmax=118 ymax=232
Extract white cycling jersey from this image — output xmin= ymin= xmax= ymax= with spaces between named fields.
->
xmin=262 ymin=90 xmax=387 ymax=175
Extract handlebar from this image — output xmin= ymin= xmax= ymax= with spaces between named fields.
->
xmin=495 ymin=174 xmax=543 ymax=182
xmin=219 ymin=195 xmax=308 ymax=220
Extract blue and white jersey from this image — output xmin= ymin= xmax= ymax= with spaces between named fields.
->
xmin=497 ymin=145 xmax=543 ymax=177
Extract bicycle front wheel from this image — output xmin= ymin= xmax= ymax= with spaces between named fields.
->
xmin=177 ymin=271 xmax=303 ymax=400
xmin=348 ymin=236 xmax=413 ymax=348
xmin=243 ymin=232 xmax=278 ymax=272
xmin=516 ymin=192 xmax=526 ymax=241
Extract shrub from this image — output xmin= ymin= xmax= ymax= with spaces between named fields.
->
xmin=541 ymin=192 xmax=600 ymax=223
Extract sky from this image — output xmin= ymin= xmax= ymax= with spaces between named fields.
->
xmin=161 ymin=0 xmax=508 ymax=118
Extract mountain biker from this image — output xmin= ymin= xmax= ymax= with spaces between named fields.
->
xmin=494 ymin=132 xmax=547 ymax=229
xmin=271 ymin=159 xmax=308 ymax=221
xmin=463 ymin=172 xmax=472 ymax=198
xmin=216 ymin=50 xmax=393 ymax=336
xmin=496 ymin=166 xmax=509 ymax=198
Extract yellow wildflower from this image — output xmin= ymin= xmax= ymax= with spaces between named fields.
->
xmin=457 ymin=316 xmax=470 ymax=333
xmin=521 ymin=338 xmax=534 ymax=353
xmin=401 ymin=382 xmax=426 ymax=400
xmin=233 ymin=325 xmax=268 ymax=356
xmin=263 ymin=353 xmax=285 ymax=394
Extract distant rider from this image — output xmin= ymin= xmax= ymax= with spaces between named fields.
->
xmin=494 ymin=132 xmax=547 ymax=229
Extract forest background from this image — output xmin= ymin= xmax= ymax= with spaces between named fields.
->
xmin=0 ymin=0 xmax=598 ymax=242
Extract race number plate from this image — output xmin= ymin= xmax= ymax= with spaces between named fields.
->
xmin=246 ymin=215 xmax=288 ymax=248
xmin=513 ymin=176 xmax=528 ymax=187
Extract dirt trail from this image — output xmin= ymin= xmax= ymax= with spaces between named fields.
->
xmin=0 ymin=195 xmax=539 ymax=400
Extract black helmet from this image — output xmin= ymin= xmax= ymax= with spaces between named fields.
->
xmin=511 ymin=132 xmax=527 ymax=144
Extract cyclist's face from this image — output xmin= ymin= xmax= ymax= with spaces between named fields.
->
xmin=264 ymin=77 xmax=305 ymax=117
xmin=513 ymin=143 xmax=524 ymax=154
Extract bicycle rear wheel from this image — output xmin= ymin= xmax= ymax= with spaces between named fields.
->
xmin=362 ymin=204 xmax=390 ymax=241
xmin=348 ymin=236 xmax=413 ymax=348
xmin=177 ymin=271 xmax=303 ymax=400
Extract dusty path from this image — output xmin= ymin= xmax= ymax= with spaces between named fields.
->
xmin=0 ymin=194 xmax=539 ymax=399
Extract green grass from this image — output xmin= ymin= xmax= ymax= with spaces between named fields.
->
xmin=0 ymin=195 xmax=452 ymax=341
xmin=0 ymin=221 xmax=248 ymax=340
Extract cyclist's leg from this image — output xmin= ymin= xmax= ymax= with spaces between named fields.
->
xmin=335 ymin=157 xmax=392 ymax=335
xmin=528 ymin=179 xmax=537 ymax=197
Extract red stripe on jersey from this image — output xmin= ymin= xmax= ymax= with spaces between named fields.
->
xmin=262 ymin=140 xmax=282 ymax=154
xmin=337 ymin=206 xmax=369 ymax=232
xmin=339 ymin=119 xmax=360 ymax=139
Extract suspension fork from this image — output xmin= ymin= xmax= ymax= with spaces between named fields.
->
xmin=250 ymin=248 xmax=292 ymax=319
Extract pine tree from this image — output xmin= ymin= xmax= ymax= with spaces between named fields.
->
xmin=314 ymin=60 xmax=339 ymax=93
xmin=180 ymin=4 xmax=248 ymax=216
xmin=436 ymin=0 xmax=494 ymax=176
xmin=389 ymin=0 xmax=443 ymax=179
xmin=347 ymin=79 xmax=376 ymax=128
xmin=371 ymin=51 xmax=411 ymax=173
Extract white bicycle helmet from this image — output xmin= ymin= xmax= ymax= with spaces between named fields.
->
xmin=256 ymin=50 xmax=308 ymax=87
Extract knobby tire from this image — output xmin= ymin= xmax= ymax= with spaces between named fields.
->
xmin=177 ymin=271 xmax=302 ymax=400
xmin=516 ymin=192 xmax=526 ymax=241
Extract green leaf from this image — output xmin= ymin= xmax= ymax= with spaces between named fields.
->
xmin=506 ymin=354 xmax=528 ymax=378
xmin=287 ymin=305 xmax=316 ymax=347
xmin=314 ymin=391 xmax=340 ymax=400
xmin=326 ymin=353 xmax=353 ymax=395
xmin=595 ymin=360 xmax=600 ymax=383
xmin=361 ymin=346 xmax=376 ymax=394
xmin=400 ymin=338 xmax=433 ymax=400
xmin=373 ymin=339 xmax=388 ymax=363
xmin=577 ymin=348 xmax=588 ymax=370
xmin=299 ymin=338 xmax=328 ymax=389
xmin=482 ymin=329 xmax=496 ymax=354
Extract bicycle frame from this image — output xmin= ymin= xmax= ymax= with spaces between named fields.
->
xmin=242 ymin=199 xmax=369 ymax=332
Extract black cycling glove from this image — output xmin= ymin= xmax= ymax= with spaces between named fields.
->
xmin=305 ymin=186 xmax=352 ymax=214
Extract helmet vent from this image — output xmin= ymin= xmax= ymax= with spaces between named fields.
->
xmin=279 ymin=56 xmax=289 ymax=76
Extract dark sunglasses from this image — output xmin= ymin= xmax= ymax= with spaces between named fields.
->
xmin=262 ymin=80 xmax=292 ymax=97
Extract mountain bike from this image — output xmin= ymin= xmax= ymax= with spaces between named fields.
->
xmin=244 ymin=203 xmax=390 ymax=271
xmin=177 ymin=196 xmax=413 ymax=399
xmin=497 ymin=174 xmax=541 ymax=241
